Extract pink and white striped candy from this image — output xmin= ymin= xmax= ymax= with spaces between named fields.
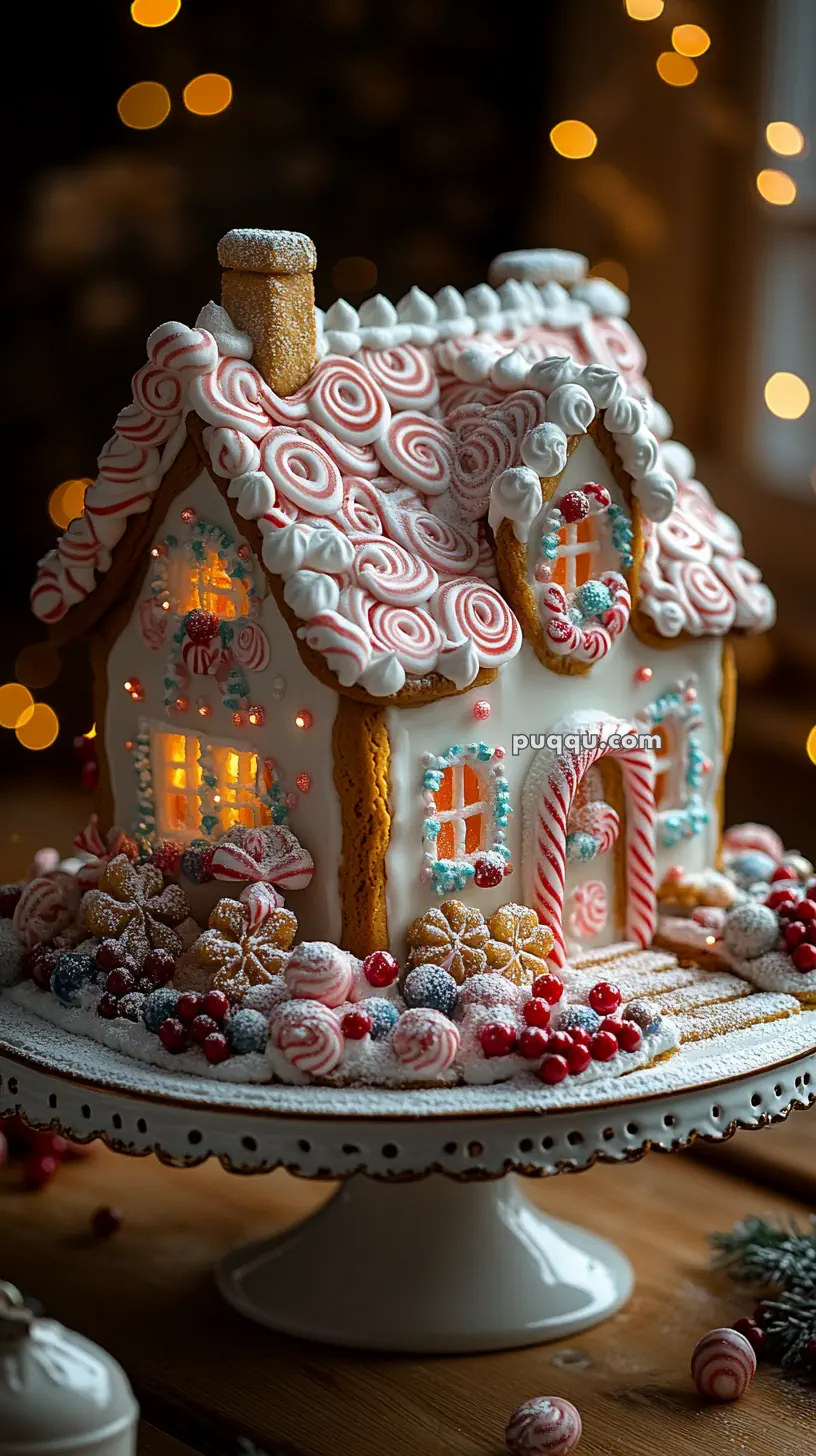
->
xmin=722 ymin=823 xmax=784 ymax=862
xmin=691 ymin=1328 xmax=756 ymax=1402
xmin=398 ymin=507 xmax=480 ymax=578
xmin=298 ymin=419 xmax=380 ymax=479
xmin=358 ymin=344 xmax=439 ymax=411
xmin=374 ymin=412 xmax=457 ymax=494
xmin=131 ymin=361 xmax=184 ymax=418
xmin=146 ymin=321 xmax=218 ymax=375
xmin=189 ymin=356 xmax=308 ymax=440
xmin=505 ymin=1396 xmax=582 ymax=1455
xmin=337 ymin=478 xmax=385 ymax=538
xmin=272 ymin=1000 xmax=345 ymax=1077
xmin=97 ymin=434 xmax=160 ymax=484
xmin=567 ymin=881 xmax=608 ymax=940
xmin=391 ymin=1008 xmax=460 ymax=1077
xmin=203 ymin=425 xmax=261 ymax=478
xmin=239 ymin=882 xmax=284 ymax=930
xmin=368 ymin=602 xmax=442 ymax=674
xmin=307 ymin=356 xmax=391 ymax=444
xmin=432 ymin=579 xmax=522 ymax=667
xmin=299 ymin=609 xmax=371 ymax=686
xmin=12 ymin=877 xmax=70 ymax=950
xmin=452 ymin=413 xmax=516 ymax=521
xmin=182 ymin=638 xmax=221 ymax=675
xmin=284 ymin=942 xmax=354 ymax=1007
xmin=232 ymin=621 xmax=271 ymax=672
xmin=571 ymin=799 xmax=620 ymax=854
xmin=115 ymin=402 xmax=178 ymax=447
xmin=138 ymin=596 xmax=169 ymax=650
xmin=261 ymin=428 xmax=343 ymax=515
xmin=355 ymin=537 xmax=438 ymax=606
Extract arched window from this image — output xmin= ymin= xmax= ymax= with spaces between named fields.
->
xmin=551 ymin=516 xmax=601 ymax=590
xmin=435 ymin=761 xmax=487 ymax=860
xmin=152 ymin=730 xmax=272 ymax=838
xmin=422 ymin=743 xmax=511 ymax=894
xmin=169 ymin=545 xmax=252 ymax=620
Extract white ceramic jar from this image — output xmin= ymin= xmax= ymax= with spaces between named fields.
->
xmin=0 ymin=1283 xmax=138 ymax=1456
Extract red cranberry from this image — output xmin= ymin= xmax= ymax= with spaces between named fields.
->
xmin=159 ymin=1018 xmax=189 ymax=1053
xmin=198 ymin=845 xmax=217 ymax=882
xmin=204 ymin=989 xmax=230 ymax=1021
xmin=185 ymin=609 xmax=220 ymax=644
xmin=776 ymin=899 xmax=801 ymax=920
xmin=27 ymin=944 xmax=58 ymax=991
xmin=732 ymin=1317 xmax=767 ymax=1356
xmin=784 ymin=921 xmax=809 ymax=949
xmin=203 ymin=1032 xmax=231 ymax=1064
xmin=190 ymin=1014 xmax=219 ymax=1046
xmin=567 ymin=1041 xmax=592 ymax=1075
xmin=522 ymin=998 xmax=552 ymax=1030
xmin=96 ymin=939 xmax=127 ymax=972
xmin=519 ymin=1027 xmax=549 ymax=1060
xmin=479 ymin=1022 xmax=517 ymax=1058
xmin=766 ymin=887 xmax=798 ymax=911
xmin=97 ymin=993 xmax=120 ymax=1020
xmin=538 ymin=1054 xmax=569 ymax=1085
xmin=362 ymin=951 xmax=399 ymax=987
xmin=796 ymin=899 xmax=816 ymax=922
xmin=589 ymin=981 xmax=622 ymax=1016
xmin=142 ymin=949 xmax=176 ymax=987
xmin=590 ymin=1030 xmax=619 ymax=1062
xmin=531 ymin=973 xmax=564 ymax=1006
xmin=617 ymin=1020 xmax=643 ymax=1053
xmin=770 ymin=864 xmax=798 ymax=882
xmin=23 ymin=1154 xmax=58 ymax=1189
xmin=547 ymin=1030 xmax=574 ymax=1056
xmin=569 ymin=1026 xmax=592 ymax=1049
xmin=560 ymin=490 xmax=590 ymax=524
xmin=176 ymin=992 xmax=203 ymax=1025
xmin=473 ymin=855 xmax=504 ymax=889
xmin=341 ymin=1011 xmax=373 ymax=1040
xmin=106 ymin=967 xmax=135 ymax=998
xmin=793 ymin=944 xmax=816 ymax=974
xmin=151 ymin=840 xmax=183 ymax=875
xmin=600 ymin=1017 xmax=626 ymax=1042
xmin=91 ymin=1206 xmax=122 ymax=1238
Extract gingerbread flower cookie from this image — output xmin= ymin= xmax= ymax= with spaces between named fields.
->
xmin=406 ymin=900 xmax=490 ymax=984
xmin=194 ymin=886 xmax=297 ymax=998
xmin=80 ymin=854 xmax=192 ymax=966
xmin=485 ymin=902 xmax=555 ymax=986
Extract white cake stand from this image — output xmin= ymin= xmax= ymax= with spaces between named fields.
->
xmin=2 ymin=1000 xmax=816 ymax=1354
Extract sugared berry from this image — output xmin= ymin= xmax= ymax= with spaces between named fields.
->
xmin=472 ymin=854 xmax=504 ymax=889
xmin=793 ymin=944 xmax=816 ymax=974
xmin=159 ymin=1018 xmax=189 ymax=1053
xmin=185 ymin=609 xmax=220 ymax=644
xmin=117 ymin=991 xmax=145 ymax=1022
xmin=531 ymin=972 xmax=564 ymax=1006
xmin=176 ymin=991 xmax=203 ymax=1025
xmin=479 ymin=1021 xmax=517 ymax=1058
xmin=359 ymin=997 xmax=399 ymax=1039
xmin=538 ymin=1054 xmax=569 ymax=1085
xmin=600 ymin=1017 xmax=626 ymax=1042
xmin=96 ymin=939 xmax=128 ymax=972
xmin=559 ymin=1004 xmax=602 ymax=1036
xmin=623 ymin=999 xmax=663 ymax=1036
xmin=590 ymin=1030 xmax=619 ymax=1062
xmin=92 ymin=1206 xmax=122 ymax=1238
xmin=226 ymin=1008 xmax=269 ymax=1055
xmin=560 ymin=490 xmax=590 ymax=524
xmin=142 ymin=948 xmax=176 ymax=987
xmin=784 ymin=921 xmax=808 ymax=949
xmin=142 ymin=987 xmax=179 ymax=1033
xmin=732 ymin=1317 xmax=767 ymax=1356
xmin=588 ymin=981 xmax=622 ymax=1016
xmin=51 ymin=953 xmax=98 ymax=1008
xmin=569 ymin=1026 xmax=592 ymax=1049
xmin=97 ymin=992 xmax=120 ymax=1020
xmin=403 ymin=965 xmax=458 ymax=1018
xmin=26 ymin=943 xmax=59 ymax=991
xmin=362 ymin=950 xmax=399 ymax=987
xmin=547 ymin=1030 xmax=574 ymax=1056
xmin=776 ymin=900 xmax=800 ymax=920
xmin=106 ymin=967 xmax=136 ymax=999
xmin=198 ymin=845 xmax=217 ymax=882
xmin=191 ymin=1014 xmax=219 ymax=1045
xmin=770 ymin=865 xmax=798 ymax=883
xmin=765 ymin=887 xmax=798 ymax=911
xmin=150 ymin=840 xmax=183 ymax=875
xmin=522 ymin=997 xmax=552 ymax=1030
xmin=341 ymin=1011 xmax=372 ymax=1040
xmin=617 ymin=1020 xmax=643 ymax=1053
xmin=204 ymin=988 xmax=230 ymax=1021
xmin=796 ymin=899 xmax=816 ymax=922
xmin=566 ymin=1041 xmax=591 ymax=1075
xmin=203 ymin=1032 xmax=231 ymax=1064
xmin=518 ymin=1027 xmax=549 ymax=1060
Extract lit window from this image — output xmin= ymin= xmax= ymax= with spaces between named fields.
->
xmin=154 ymin=732 xmax=271 ymax=837
xmin=435 ymin=761 xmax=487 ymax=860
xmin=170 ymin=547 xmax=251 ymax=619
xmin=156 ymin=731 xmax=203 ymax=834
xmin=551 ymin=517 xmax=600 ymax=590
xmin=211 ymin=747 xmax=272 ymax=830
xmin=651 ymin=723 xmax=675 ymax=807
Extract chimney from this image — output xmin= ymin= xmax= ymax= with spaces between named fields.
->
xmin=217 ymin=228 xmax=317 ymax=396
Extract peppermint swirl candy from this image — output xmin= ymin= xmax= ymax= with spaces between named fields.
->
xmin=493 ymin=388 xmax=548 ymax=441
xmin=375 ymin=412 xmax=457 ymax=494
xmin=337 ymin=477 xmax=384 ymax=538
xmin=97 ymin=435 xmax=160 ymax=484
xmin=299 ymin=609 xmax=371 ymax=686
xmin=571 ymin=800 xmax=620 ymax=854
xmin=84 ymin=476 xmax=159 ymax=547
xmin=398 ymin=507 xmax=480 ymax=577
xmin=306 ymin=356 xmax=391 ymax=444
xmin=232 ymin=621 xmax=271 ymax=671
xmin=391 ymin=1008 xmax=460 ymax=1077
xmin=691 ymin=1328 xmax=756 ymax=1402
xmin=189 ymin=356 xmax=308 ymax=441
xmin=567 ymin=880 xmax=608 ymax=939
xmin=146 ymin=321 xmax=218 ymax=375
xmin=679 ymin=480 xmax=742 ymax=557
xmin=203 ymin=425 xmax=261 ymax=478
xmin=355 ymin=537 xmax=438 ymax=605
xmin=272 ymin=1000 xmax=345 ymax=1077
xmin=716 ymin=556 xmax=776 ymax=632
xmin=284 ymin=943 xmax=354 ymax=1008
xmin=432 ymin=579 xmax=522 ymax=666
xmin=656 ymin=512 xmax=710 ymax=562
xmin=672 ymin=559 xmax=736 ymax=635
xmin=297 ymin=419 xmax=380 ymax=478
xmin=358 ymin=344 xmax=439 ymax=410
xmin=581 ymin=314 xmax=646 ymax=379
xmin=369 ymin=602 xmax=443 ymax=674
xmin=453 ymin=415 xmax=516 ymax=520
xmin=114 ymin=402 xmax=178 ymax=447
xmin=505 ymin=1396 xmax=582 ymax=1456
xmin=12 ymin=877 xmax=71 ymax=950
xmin=131 ymin=361 xmax=184 ymax=418
xmin=573 ymin=623 xmax=611 ymax=664
xmin=260 ymin=427 xmax=343 ymax=515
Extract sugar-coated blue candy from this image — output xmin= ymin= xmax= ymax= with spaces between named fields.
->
xmin=359 ymin=997 xmax=399 ymax=1039
xmin=559 ymin=1005 xmax=602 ymax=1035
xmin=143 ymin=987 xmax=180 ymax=1033
xmin=227 ymin=1008 xmax=270 ymax=1055
xmin=51 ymin=953 xmax=98 ymax=1008
xmin=728 ymin=850 xmax=776 ymax=889
xmin=403 ymin=965 xmax=458 ymax=1018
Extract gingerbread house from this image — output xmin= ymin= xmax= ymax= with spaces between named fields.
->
xmin=31 ymin=230 xmax=775 ymax=967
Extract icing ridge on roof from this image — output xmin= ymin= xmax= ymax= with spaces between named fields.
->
xmin=31 ymin=248 xmax=776 ymax=690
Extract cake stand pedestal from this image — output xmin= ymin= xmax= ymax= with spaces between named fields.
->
xmin=2 ymin=1002 xmax=815 ymax=1352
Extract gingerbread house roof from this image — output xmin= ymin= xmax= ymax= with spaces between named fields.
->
xmin=31 ymin=246 xmax=775 ymax=697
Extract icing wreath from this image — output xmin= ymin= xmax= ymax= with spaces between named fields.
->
xmin=534 ymin=484 xmax=632 ymax=665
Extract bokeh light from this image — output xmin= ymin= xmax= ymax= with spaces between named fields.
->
xmin=766 ymin=121 xmax=805 ymax=157
xmin=183 ymin=74 xmax=233 ymax=116
xmin=15 ymin=703 xmax=59 ymax=751
xmin=550 ymin=120 xmax=597 ymax=159
xmin=48 ymin=478 xmax=92 ymax=530
xmin=330 ymin=257 xmax=378 ymax=294
xmin=756 ymin=169 xmax=797 ymax=205
xmin=625 ymin=0 xmax=663 ymax=18
xmin=672 ymin=24 xmax=711 ymax=57
xmin=657 ymin=53 xmax=698 ymax=87
xmin=15 ymin=643 xmax=61 ymax=691
xmin=764 ymin=372 xmax=811 ymax=420
xmin=130 ymin=0 xmax=180 ymax=24
xmin=0 ymin=683 xmax=34 ymax=731
xmin=117 ymin=82 xmax=171 ymax=130
xmin=807 ymin=725 xmax=816 ymax=766
xmin=589 ymin=259 xmax=629 ymax=292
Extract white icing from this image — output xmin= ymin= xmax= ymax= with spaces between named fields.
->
xmin=359 ymin=651 xmax=406 ymax=697
xmin=283 ymin=569 xmax=340 ymax=618
xmin=661 ymin=440 xmax=696 ymax=483
xmin=194 ymin=302 xmax=253 ymax=360
xmin=520 ymin=422 xmax=568 ymax=477
xmin=489 ymin=350 xmax=531 ymax=392
xmin=546 ymin=382 xmax=596 ymax=436
xmin=571 ymin=278 xmax=630 ymax=318
xmin=436 ymin=639 xmax=480 ymax=689
xmin=396 ymin=287 xmax=438 ymax=345
xmin=228 ymin=469 xmax=276 ymax=520
xmin=488 ymin=467 xmax=543 ymax=543
xmin=528 ymin=355 xmax=580 ymax=396
xmin=433 ymin=286 xmax=477 ymax=339
xmin=632 ymin=469 xmax=676 ymax=523
xmin=488 ymin=249 xmax=588 ymax=287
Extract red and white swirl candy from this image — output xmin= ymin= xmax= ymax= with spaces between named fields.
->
xmin=369 ymin=602 xmax=442 ymax=674
xmin=232 ymin=621 xmax=271 ymax=672
xmin=189 ymin=356 xmax=308 ymax=440
xmin=182 ymin=637 xmax=222 ymax=675
xmin=306 ymin=356 xmax=391 ymax=444
xmin=567 ymin=880 xmax=608 ymax=940
xmin=354 ymin=537 xmax=438 ymax=605
xmin=374 ymin=412 xmax=457 ymax=494
xmin=452 ymin=414 xmax=516 ymax=520
xmin=146 ymin=321 xmax=218 ymax=375
xmin=298 ymin=419 xmax=380 ymax=478
xmin=398 ymin=507 xmax=480 ymax=578
xmin=138 ymin=595 xmax=169 ymax=650
xmin=260 ymin=428 xmax=343 ymax=516
xmin=505 ymin=1397 xmax=582 ymax=1456
xmin=131 ymin=362 xmax=185 ymax=418
xmin=203 ymin=425 xmax=261 ymax=478
xmin=115 ymin=401 xmax=178 ymax=447
xmin=722 ymin=823 xmax=784 ymax=862
xmin=571 ymin=799 xmax=620 ymax=853
xmin=433 ymin=579 xmax=521 ymax=667
xmin=337 ymin=478 xmax=385 ymax=538
xmin=284 ymin=942 xmax=355 ymax=1008
xmin=391 ymin=1008 xmax=460 ymax=1077
xmin=271 ymin=1000 xmax=345 ymax=1078
xmin=13 ymin=877 xmax=71 ymax=949
xmin=691 ymin=1328 xmax=756 ymax=1402
xmin=299 ymin=609 xmax=371 ymax=686
xmin=358 ymin=344 xmax=439 ymax=410
xmin=666 ymin=559 xmax=736 ymax=636
xmin=97 ymin=435 xmax=160 ymax=484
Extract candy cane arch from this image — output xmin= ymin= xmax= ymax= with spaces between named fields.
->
xmin=521 ymin=711 xmax=656 ymax=967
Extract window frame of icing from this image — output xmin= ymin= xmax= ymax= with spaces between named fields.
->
xmin=421 ymin=742 xmax=511 ymax=894
xmin=534 ymin=482 xmax=635 ymax=671
xmin=636 ymin=678 xmax=709 ymax=847
xmin=151 ymin=517 xmax=257 ymax=622
xmin=147 ymin=724 xmax=284 ymax=841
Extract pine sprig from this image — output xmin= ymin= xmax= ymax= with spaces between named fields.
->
xmin=710 ymin=1215 xmax=816 ymax=1294
xmin=762 ymin=1291 xmax=816 ymax=1368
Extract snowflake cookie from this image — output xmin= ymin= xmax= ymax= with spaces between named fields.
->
xmin=194 ymin=883 xmax=298 ymax=998
xmin=485 ymin=902 xmax=555 ymax=986
xmin=80 ymin=855 xmax=193 ymax=966
xmin=406 ymin=900 xmax=490 ymax=984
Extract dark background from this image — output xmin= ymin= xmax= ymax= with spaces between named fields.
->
xmin=2 ymin=0 xmax=814 ymax=855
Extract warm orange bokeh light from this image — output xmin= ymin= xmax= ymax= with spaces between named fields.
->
xmin=0 ymin=683 xmax=34 ymax=730
xmin=766 ymin=121 xmax=805 ymax=157
xmin=130 ymin=0 xmax=181 ymax=24
xmin=625 ymin=0 xmax=663 ymax=18
xmin=48 ymin=477 xmax=92 ymax=530
xmin=550 ymin=120 xmax=597 ymax=159
xmin=656 ymin=52 xmax=698 ymax=87
xmin=117 ymin=82 xmax=171 ymax=130
xmin=756 ymin=169 xmax=798 ymax=205
xmin=183 ymin=74 xmax=233 ymax=116
xmin=16 ymin=702 xmax=59 ymax=750
xmin=764 ymin=372 xmax=811 ymax=420
xmin=672 ymin=24 xmax=711 ymax=57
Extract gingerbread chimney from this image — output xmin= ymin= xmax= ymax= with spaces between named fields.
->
xmin=217 ymin=228 xmax=317 ymax=396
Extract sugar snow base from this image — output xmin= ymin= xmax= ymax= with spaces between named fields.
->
xmin=729 ymin=950 xmax=816 ymax=999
